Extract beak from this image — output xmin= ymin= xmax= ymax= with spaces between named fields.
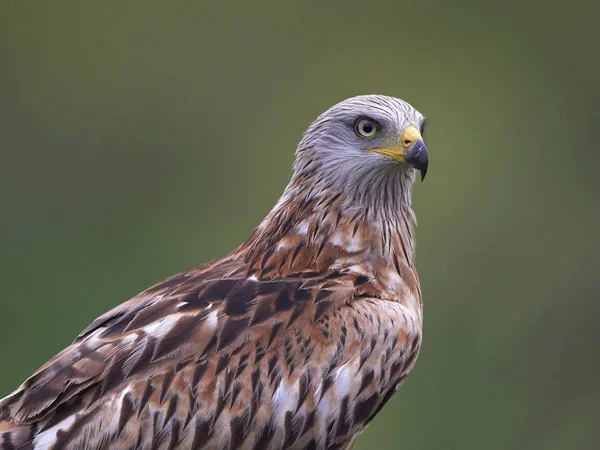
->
xmin=405 ymin=137 xmax=429 ymax=181
xmin=366 ymin=125 xmax=429 ymax=181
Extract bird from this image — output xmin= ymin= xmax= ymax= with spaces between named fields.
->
xmin=0 ymin=94 xmax=428 ymax=450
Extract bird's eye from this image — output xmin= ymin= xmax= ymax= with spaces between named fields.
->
xmin=356 ymin=118 xmax=378 ymax=138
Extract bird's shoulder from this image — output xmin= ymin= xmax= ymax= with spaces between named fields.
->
xmin=0 ymin=258 xmax=375 ymax=428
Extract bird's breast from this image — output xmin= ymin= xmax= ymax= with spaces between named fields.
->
xmin=259 ymin=294 xmax=423 ymax=448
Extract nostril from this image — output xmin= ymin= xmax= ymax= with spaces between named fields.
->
xmin=403 ymin=139 xmax=412 ymax=146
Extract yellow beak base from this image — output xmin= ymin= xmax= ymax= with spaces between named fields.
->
xmin=366 ymin=126 xmax=423 ymax=161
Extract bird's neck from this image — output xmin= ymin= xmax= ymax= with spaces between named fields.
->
xmin=236 ymin=169 xmax=420 ymax=299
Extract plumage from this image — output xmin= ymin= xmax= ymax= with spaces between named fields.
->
xmin=0 ymin=95 xmax=428 ymax=450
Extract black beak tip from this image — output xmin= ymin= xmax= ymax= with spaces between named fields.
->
xmin=407 ymin=139 xmax=429 ymax=182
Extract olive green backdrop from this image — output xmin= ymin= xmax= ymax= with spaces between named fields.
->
xmin=1 ymin=1 xmax=599 ymax=449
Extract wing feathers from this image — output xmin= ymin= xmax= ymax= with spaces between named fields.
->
xmin=0 ymin=267 xmax=355 ymax=429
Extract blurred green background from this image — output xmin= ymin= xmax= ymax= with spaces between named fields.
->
xmin=1 ymin=1 xmax=599 ymax=449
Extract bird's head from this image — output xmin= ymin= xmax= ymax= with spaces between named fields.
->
xmin=296 ymin=95 xmax=428 ymax=186
xmin=251 ymin=95 xmax=428 ymax=262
